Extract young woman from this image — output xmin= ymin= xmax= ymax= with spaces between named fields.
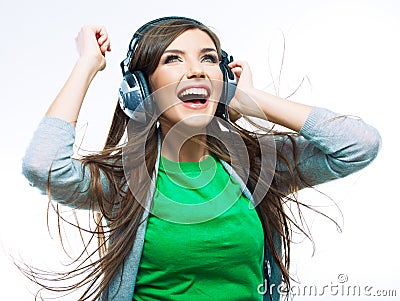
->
xmin=22 ymin=16 xmax=381 ymax=301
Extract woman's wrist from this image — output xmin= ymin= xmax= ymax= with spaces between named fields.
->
xmin=230 ymin=87 xmax=267 ymax=120
xmin=75 ymin=55 xmax=104 ymax=77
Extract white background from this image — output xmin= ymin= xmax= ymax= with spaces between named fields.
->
xmin=0 ymin=0 xmax=399 ymax=300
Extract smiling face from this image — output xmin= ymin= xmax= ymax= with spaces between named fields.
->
xmin=149 ymin=29 xmax=224 ymax=133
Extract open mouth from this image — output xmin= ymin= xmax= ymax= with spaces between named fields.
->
xmin=178 ymin=87 xmax=210 ymax=104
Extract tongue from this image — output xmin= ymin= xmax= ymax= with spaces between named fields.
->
xmin=180 ymin=94 xmax=206 ymax=103
xmin=182 ymin=98 xmax=204 ymax=104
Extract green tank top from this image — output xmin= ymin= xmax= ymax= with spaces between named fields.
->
xmin=133 ymin=155 xmax=264 ymax=300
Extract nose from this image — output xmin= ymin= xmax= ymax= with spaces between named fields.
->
xmin=186 ymin=61 xmax=206 ymax=79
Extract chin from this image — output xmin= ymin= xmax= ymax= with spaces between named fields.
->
xmin=181 ymin=113 xmax=214 ymax=130
xmin=160 ymin=106 xmax=217 ymax=135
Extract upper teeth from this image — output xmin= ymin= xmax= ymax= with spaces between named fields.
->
xmin=179 ymin=88 xmax=208 ymax=97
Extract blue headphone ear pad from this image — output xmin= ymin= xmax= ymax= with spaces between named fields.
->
xmin=216 ymin=60 xmax=237 ymax=117
xmin=118 ymin=70 xmax=150 ymax=118
xmin=134 ymin=70 xmax=150 ymax=99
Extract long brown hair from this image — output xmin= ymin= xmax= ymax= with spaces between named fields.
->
xmin=20 ymin=18 xmax=320 ymax=300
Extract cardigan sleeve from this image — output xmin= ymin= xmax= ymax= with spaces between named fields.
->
xmin=21 ymin=116 xmax=112 ymax=209
xmin=274 ymin=106 xmax=381 ymax=190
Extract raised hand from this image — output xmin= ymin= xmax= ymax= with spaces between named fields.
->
xmin=75 ymin=25 xmax=111 ymax=72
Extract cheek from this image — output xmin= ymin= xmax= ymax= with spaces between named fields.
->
xmin=150 ymin=76 xmax=180 ymax=114
xmin=149 ymin=73 xmax=163 ymax=92
xmin=149 ymin=67 xmax=174 ymax=91
xmin=211 ymin=74 xmax=224 ymax=102
xmin=214 ymin=67 xmax=225 ymax=85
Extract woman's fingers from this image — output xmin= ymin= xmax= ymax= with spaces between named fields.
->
xmin=76 ymin=25 xmax=111 ymax=57
xmin=96 ymin=26 xmax=111 ymax=55
xmin=75 ymin=25 xmax=110 ymax=71
xmin=228 ymin=60 xmax=254 ymax=92
xmin=226 ymin=60 xmax=258 ymax=117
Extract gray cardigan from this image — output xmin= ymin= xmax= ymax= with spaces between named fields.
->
xmin=22 ymin=107 xmax=381 ymax=300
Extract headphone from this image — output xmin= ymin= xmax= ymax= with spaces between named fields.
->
xmin=118 ymin=16 xmax=237 ymax=121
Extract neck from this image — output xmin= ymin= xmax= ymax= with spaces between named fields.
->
xmin=160 ymin=123 xmax=209 ymax=162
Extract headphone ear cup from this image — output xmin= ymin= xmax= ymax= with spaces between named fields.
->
xmin=215 ymin=70 xmax=227 ymax=117
xmin=216 ymin=60 xmax=237 ymax=117
xmin=134 ymin=71 xmax=150 ymax=100
xmin=118 ymin=70 xmax=150 ymax=119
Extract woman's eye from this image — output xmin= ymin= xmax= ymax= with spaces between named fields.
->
xmin=202 ymin=54 xmax=218 ymax=63
xmin=164 ymin=55 xmax=181 ymax=64
xmin=162 ymin=53 xmax=218 ymax=64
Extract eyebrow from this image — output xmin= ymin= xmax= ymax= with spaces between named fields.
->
xmin=163 ymin=48 xmax=218 ymax=55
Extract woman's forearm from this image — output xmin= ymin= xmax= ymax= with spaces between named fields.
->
xmin=46 ymin=57 xmax=99 ymax=125
xmin=45 ymin=25 xmax=110 ymax=126
xmin=247 ymin=88 xmax=313 ymax=132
